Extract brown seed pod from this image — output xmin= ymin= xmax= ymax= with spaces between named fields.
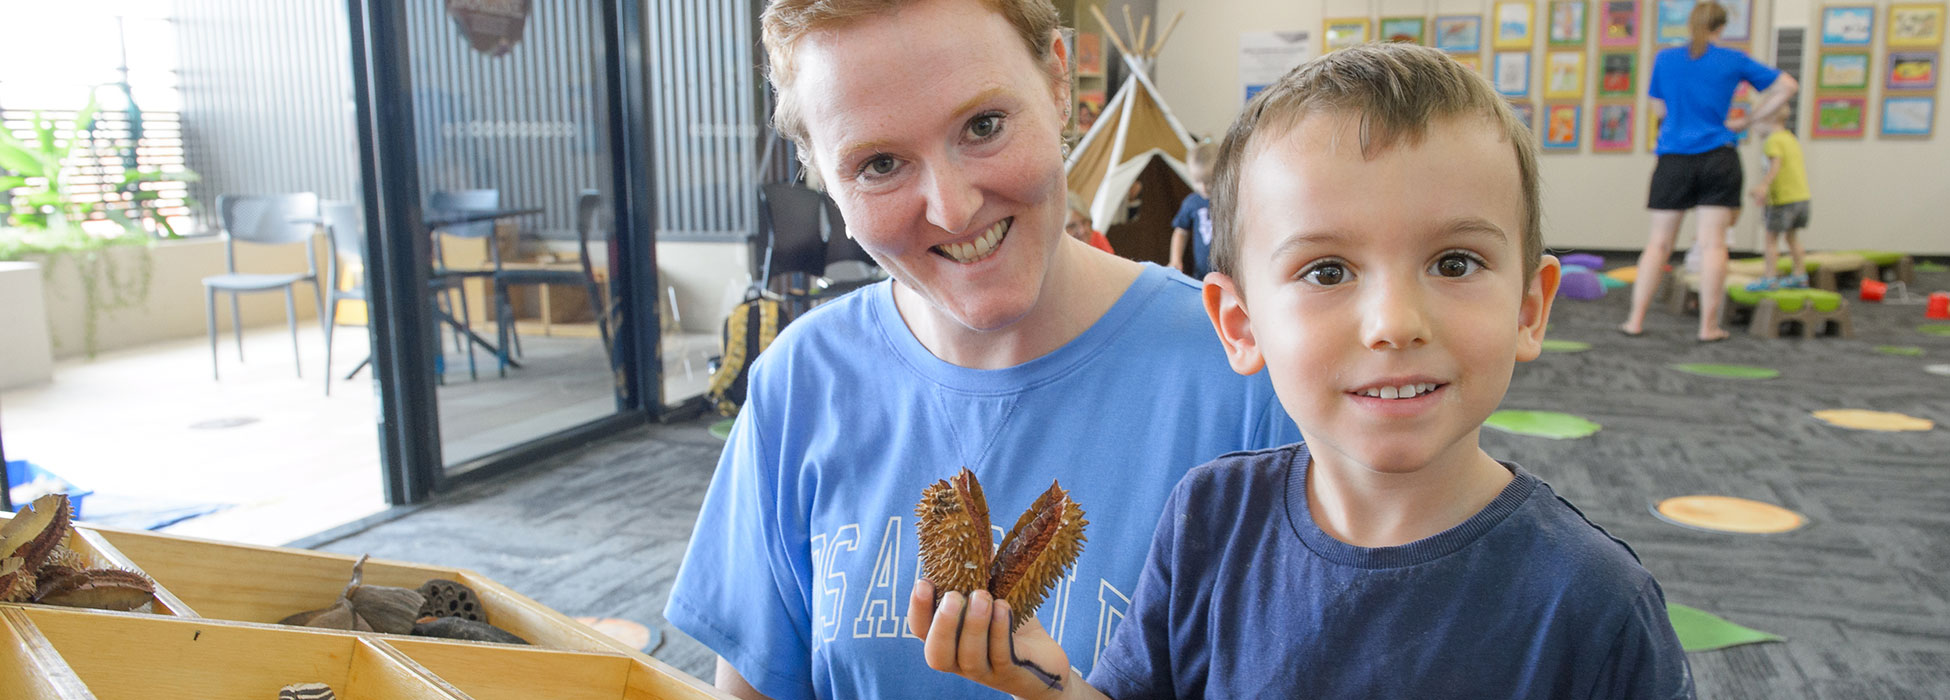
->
xmin=0 ymin=558 xmax=35 ymax=603
xmin=411 ymin=615 xmax=529 ymax=645
xmin=914 ymin=469 xmax=1087 ymax=631
xmin=416 ymin=578 xmax=486 ymax=623
xmin=278 ymin=597 xmax=374 ymax=632
xmin=0 ymin=494 xmax=72 ymax=575
xmin=33 ymin=567 xmax=157 ymax=612
xmin=342 ymin=555 xmax=425 ymax=635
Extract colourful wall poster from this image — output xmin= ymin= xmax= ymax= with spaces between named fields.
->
xmin=1818 ymin=52 xmax=1872 ymax=90
xmin=1888 ymin=3 xmax=1946 ymax=48
xmin=1813 ymin=95 xmax=1868 ymax=138
xmin=1325 ymin=18 xmax=1371 ymax=52
xmin=1600 ymin=0 xmax=1641 ymax=48
xmin=1599 ymin=52 xmax=1638 ymax=96
xmin=1076 ymin=33 xmax=1105 ymax=76
xmin=1455 ymin=54 xmax=1485 ymax=73
xmin=1881 ymin=95 xmax=1936 ymax=137
xmin=1821 ymin=6 xmax=1876 ymax=46
xmin=1721 ymin=0 xmax=1755 ymax=43
xmin=1495 ymin=51 xmax=1533 ymax=96
xmin=1545 ymin=50 xmax=1587 ymax=99
xmin=1548 ymin=0 xmax=1588 ymax=46
xmin=1381 ymin=16 xmax=1428 ymax=44
xmin=1888 ymin=51 xmax=1940 ymax=90
xmin=1594 ymin=102 xmax=1636 ymax=151
xmin=1510 ymin=100 xmax=1538 ymax=131
xmin=1544 ymin=103 xmax=1583 ymax=150
xmin=1495 ymin=1 xmax=1536 ymax=49
xmin=1435 ymin=15 xmax=1484 ymax=52
xmin=1656 ymin=0 xmax=1693 ymax=46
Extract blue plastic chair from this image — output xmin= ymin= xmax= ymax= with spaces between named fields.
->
xmin=202 ymin=193 xmax=324 ymax=380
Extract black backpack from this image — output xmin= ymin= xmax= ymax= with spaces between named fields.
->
xmin=706 ymin=289 xmax=789 ymax=416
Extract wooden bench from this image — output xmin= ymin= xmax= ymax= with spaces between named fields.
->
xmin=1841 ymin=250 xmax=1915 ymax=285
xmin=1664 ymin=269 xmax=1853 ymax=339
xmin=1726 ymin=251 xmax=1872 ymax=291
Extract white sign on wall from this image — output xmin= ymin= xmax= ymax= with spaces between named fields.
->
xmin=1240 ymin=31 xmax=1314 ymax=104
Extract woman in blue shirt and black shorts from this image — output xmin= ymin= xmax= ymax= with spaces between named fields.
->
xmin=1621 ymin=1 xmax=1798 ymax=341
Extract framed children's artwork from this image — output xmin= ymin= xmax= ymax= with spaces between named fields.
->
xmin=1548 ymin=0 xmax=1588 ymax=46
xmin=1594 ymin=102 xmax=1635 ymax=151
xmin=1455 ymin=54 xmax=1485 ymax=73
xmin=1435 ymin=15 xmax=1485 ymax=52
xmin=1494 ymin=1 xmax=1536 ymax=49
xmin=1381 ymin=16 xmax=1428 ymax=44
xmin=1881 ymin=95 xmax=1936 ymax=137
xmin=1494 ymin=51 xmax=1533 ymax=96
xmin=1888 ymin=3 xmax=1947 ymax=48
xmin=1545 ymin=50 xmax=1586 ymax=99
xmin=1817 ymin=52 xmax=1872 ymax=90
xmin=1076 ymin=33 xmax=1104 ymax=77
xmin=1544 ymin=103 xmax=1583 ymax=150
xmin=1821 ymin=5 xmax=1876 ymax=46
xmin=1600 ymin=0 xmax=1641 ymax=48
xmin=1325 ymin=18 xmax=1372 ymax=52
xmin=1888 ymin=51 xmax=1940 ymax=90
xmin=1734 ymin=82 xmax=1756 ymax=103
xmin=1077 ymin=88 xmax=1106 ymax=130
xmin=1812 ymin=95 xmax=1868 ymax=138
xmin=1656 ymin=0 xmax=1694 ymax=46
xmin=1599 ymin=52 xmax=1638 ymax=96
xmin=1727 ymin=100 xmax=1753 ymax=141
xmin=1721 ymin=0 xmax=1755 ymax=43
xmin=1510 ymin=101 xmax=1538 ymax=131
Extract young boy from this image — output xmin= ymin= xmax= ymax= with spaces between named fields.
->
xmin=1746 ymin=110 xmax=1812 ymax=291
xmin=909 ymin=43 xmax=1693 ymax=698
xmin=1166 ymin=142 xmax=1217 ymax=279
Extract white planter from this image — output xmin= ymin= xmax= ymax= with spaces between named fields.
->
xmin=0 ymin=261 xmax=55 ymax=390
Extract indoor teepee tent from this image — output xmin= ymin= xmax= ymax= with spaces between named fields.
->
xmin=1065 ymin=7 xmax=1197 ymax=267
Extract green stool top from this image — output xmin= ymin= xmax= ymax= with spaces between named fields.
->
xmin=1840 ymin=250 xmax=1908 ymax=266
xmin=1728 ymin=252 xmax=1868 ymax=276
xmin=1725 ymin=286 xmax=1842 ymax=312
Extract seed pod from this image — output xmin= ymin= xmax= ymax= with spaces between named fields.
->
xmin=914 ymin=471 xmax=1088 ymax=631
xmin=915 ymin=468 xmax=995 ymax=605
xmin=0 ymin=558 xmax=35 ymax=603
xmin=0 ymin=494 xmax=72 ymax=574
xmin=278 ymin=597 xmax=374 ymax=632
xmin=990 ymin=486 xmax=1086 ymax=630
xmin=33 ymin=568 xmax=158 ymax=612
xmin=279 ymin=683 xmax=337 ymax=700
xmin=416 ymin=578 xmax=486 ymax=623
xmin=341 ymin=555 xmax=425 ymax=635
xmin=411 ymin=615 xmax=529 ymax=645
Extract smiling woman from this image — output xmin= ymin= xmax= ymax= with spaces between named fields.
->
xmin=661 ymin=1 xmax=1298 ymax=699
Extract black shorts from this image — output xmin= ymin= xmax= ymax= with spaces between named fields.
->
xmin=1648 ymin=146 xmax=1743 ymax=210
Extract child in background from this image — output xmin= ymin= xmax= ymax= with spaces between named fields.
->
xmin=910 ymin=43 xmax=1693 ymax=699
xmin=1066 ymin=193 xmax=1116 ymax=254
xmin=1746 ymin=110 xmax=1812 ymax=291
xmin=1167 ymin=142 xmax=1217 ymax=279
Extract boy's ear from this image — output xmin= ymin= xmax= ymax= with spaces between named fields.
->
xmin=1515 ymin=255 xmax=1561 ymax=363
xmin=1203 ymin=272 xmax=1266 ymax=376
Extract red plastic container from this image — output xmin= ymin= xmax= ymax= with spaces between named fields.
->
xmin=1861 ymin=279 xmax=1887 ymax=302
xmin=1928 ymin=292 xmax=1950 ymax=319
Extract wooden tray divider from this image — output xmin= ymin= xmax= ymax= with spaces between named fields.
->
xmin=0 ymin=608 xmax=95 ymax=700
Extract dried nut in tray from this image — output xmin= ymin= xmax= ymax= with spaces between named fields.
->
xmin=0 ymin=494 xmax=158 ymax=612
xmin=411 ymin=615 xmax=530 ymax=644
xmin=279 ymin=554 xmax=425 ymax=634
xmin=417 ymin=577 xmax=487 ymax=622
xmin=915 ymin=468 xmax=1087 ymax=630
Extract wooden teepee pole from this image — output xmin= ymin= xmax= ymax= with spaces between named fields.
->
xmin=1089 ymin=4 xmax=1135 ymax=58
xmin=1122 ymin=5 xmax=1139 ymax=54
xmin=1136 ymin=15 xmax=1151 ymax=59
xmin=1151 ymin=11 xmax=1184 ymax=57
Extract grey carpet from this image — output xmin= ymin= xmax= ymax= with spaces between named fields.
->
xmin=319 ymin=256 xmax=1950 ymax=699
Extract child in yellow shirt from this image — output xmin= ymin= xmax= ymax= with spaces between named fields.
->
xmin=1746 ymin=111 xmax=1811 ymax=291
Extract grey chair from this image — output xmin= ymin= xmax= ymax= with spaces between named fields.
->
xmin=202 ymin=193 xmax=325 ymax=380
xmin=492 ymin=190 xmax=613 ymax=372
xmin=321 ymin=201 xmax=471 ymax=395
xmin=427 ymin=188 xmax=502 ymax=379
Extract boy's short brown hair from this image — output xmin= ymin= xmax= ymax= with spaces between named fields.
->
xmin=1209 ymin=43 xmax=1543 ymax=285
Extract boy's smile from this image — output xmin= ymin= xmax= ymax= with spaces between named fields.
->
xmin=1207 ymin=112 xmax=1559 ymax=482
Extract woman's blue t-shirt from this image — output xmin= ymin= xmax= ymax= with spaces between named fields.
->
xmin=1648 ymin=44 xmax=1781 ymax=155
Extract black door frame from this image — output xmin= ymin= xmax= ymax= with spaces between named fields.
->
xmin=346 ymin=0 xmax=666 ymax=505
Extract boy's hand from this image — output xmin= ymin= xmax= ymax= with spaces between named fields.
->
xmin=1725 ymin=114 xmax=1749 ymax=132
xmin=1749 ymin=186 xmax=1767 ymax=206
xmin=909 ymin=580 xmax=1081 ymax=700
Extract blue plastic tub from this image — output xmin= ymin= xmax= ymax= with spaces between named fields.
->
xmin=6 ymin=460 xmax=91 ymax=519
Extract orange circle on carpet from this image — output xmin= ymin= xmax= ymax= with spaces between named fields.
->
xmin=1604 ymin=266 xmax=1639 ymax=283
xmin=1656 ymin=495 xmax=1806 ymax=534
xmin=1812 ymin=409 xmax=1934 ymax=432
xmin=573 ymin=617 xmax=652 ymax=650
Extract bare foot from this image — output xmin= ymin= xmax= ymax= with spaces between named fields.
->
xmin=1618 ymin=323 xmax=1643 ymax=337
xmin=1698 ymin=329 xmax=1731 ymax=343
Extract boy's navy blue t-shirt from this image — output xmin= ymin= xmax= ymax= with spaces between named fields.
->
xmin=1088 ymin=444 xmax=1695 ymax=699
xmin=1171 ymin=193 xmax=1213 ymax=279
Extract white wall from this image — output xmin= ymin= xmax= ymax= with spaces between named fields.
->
xmin=1153 ymin=0 xmax=1946 ymax=254
xmin=658 ymin=240 xmax=752 ymax=335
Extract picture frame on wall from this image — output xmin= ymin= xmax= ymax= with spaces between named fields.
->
xmin=1818 ymin=52 xmax=1873 ymax=90
xmin=1888 ymin=51 xmax=1940 ymax=90
xmin=1721 ymin=0 xmax=1755 ymax=43
xmin=1381 ymin=16 xmax=1429 ymax=44
xmin=1545 ymin=50 xmax=1587 ymax=99
xmin=1494 ymin=1 xmax=1536 ymax=49
xmin=1325 ymin=17 xmax=1372 ymax=52
xmin=1594 ymin=102 xmax=1636 ymax=151
xmin=1821 ymin=5 xmax=1876 ymax=47
xmin=1510 ymin=101 xmax=1538 ymax=131
xmin=1600 ymin=52 xmax=1638 ymax=96
xmin=1455 ymin=54 xmax=1485 ymax=73
xmin=1656 ymin=0 xmax=1694 ymax=46
xmin=1548 ymin=0 xmax=1588 ymax=46
xmin=1494 ymin=51 xmax=1532 ymax=96
xmin=1600 ymin=0 xmax=1641 ymax=48
xmin=1435 ymin=15 xmax=1485 ymax=53
xmin=1888 ymin=3 xmax=1947 ymax=48
xmin=1882 ymin=95 xmax=1936 ymax=137
xmin=1076 ymin=33 xmax=1104 ymax=77
xmin=1813 ymin=95 xmax=1869 ymax=138
xmin=1544 ymin=103 xmax=1583 ymax=150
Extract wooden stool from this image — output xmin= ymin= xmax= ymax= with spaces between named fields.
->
xmin=1844 ymin=250 xmax=1915 ymax=285
xmin=1732 ymin=287 xmax=1854 ymax=339
xmin=1727 ymin=251 xmax=1870 ymax=291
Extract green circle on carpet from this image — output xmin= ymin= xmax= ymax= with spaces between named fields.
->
xmin=1921 ymin=324 xmax=1950 ymax=337
xmin=1670 ymin=363 xmax=1780 ymax=380
xmin=1484 ymin=410 xmax=1602 ymax=439
xmin=1917 ymin=261 xmax=1949 ymax=272
xmin=708 ymin=418 xmax=736 ymax=440
xmin=1877 ymin=345 xmax=1926 ymax=357
xmin=1541 ymin=339 xmax=1592 ymax=353
xmin=1667 ymin=603 xmax=1783 ymax=652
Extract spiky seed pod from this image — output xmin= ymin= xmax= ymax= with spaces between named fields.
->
xmin=43 ymin=546 xmax=88 ymax=573
xmin=417 ymin=578 xmax=486 ymax=623
xmin=916 ymin=468 xmax=995 ymax=605
xmin=32 ymin=567 xmax=157 ymax=611
xmin=0 ymin=494 xmax=72 ymax=573
xmin=0 ymin=558 xmax=35 ymax=603
xmin=987 ymin=482 xmax=1087 ymax=630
